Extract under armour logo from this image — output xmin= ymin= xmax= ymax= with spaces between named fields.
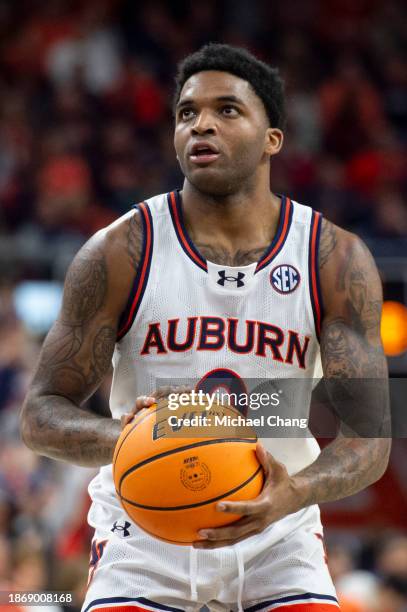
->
xmin=111 ymin=521 xmax=131 ymax=537
xmin=217 ymin=270 xmax=245 ymax=288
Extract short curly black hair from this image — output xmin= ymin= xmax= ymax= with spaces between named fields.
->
xmin=173 ymin=43 xmax=286 ymax=130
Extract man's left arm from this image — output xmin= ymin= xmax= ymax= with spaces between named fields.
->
xmin=194 ymin=221 xmax=391 ymax=549
xmin=290 ymin=220 xmax=391 ymax=506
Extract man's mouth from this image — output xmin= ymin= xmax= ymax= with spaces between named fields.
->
xmin=189 ymin=142 xmax=220 ymax=165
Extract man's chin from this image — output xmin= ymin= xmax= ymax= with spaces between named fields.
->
xmin=187 ymin=171 xmax=236 ymax=197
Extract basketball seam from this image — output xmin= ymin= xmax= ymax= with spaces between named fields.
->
xmin=118 ymin=464 xmax=263 ymax=511
xmin=113 ymin=403 xmax=169 ymax=477
xmin=113 ymin=402 xmax=246 ymax=469
xmin=118 ymin=437 xmax=257 ymax=492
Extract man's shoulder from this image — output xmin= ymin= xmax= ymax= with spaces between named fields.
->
xmin=91 ymin=207 xmax=137 ymax=249
xmin=86 ymin=190 xmax=171 ymax=269
xmin=104 ymin=191 xmax=170 ymax=234
xmin=318 ymin=217 xmax=381 ymax=323
xmin=75 ymin=206 xmax=143 ymax=281
xmin=319 ymin=216 xmax=372 ymax=272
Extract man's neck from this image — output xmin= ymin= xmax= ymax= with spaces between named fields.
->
xmin=180 ymin=180 xmax=282 ymax=266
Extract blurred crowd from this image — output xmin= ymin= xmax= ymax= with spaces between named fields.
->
xmin=328 ymin=534 xmax=407 ymax=611
xmin=0 ymin=0 xmax=406 ymax=283
xmin=0 ymin=0 xmax=406 ymax=610
xmin=0 ymin=282 xmax=107 ymax=609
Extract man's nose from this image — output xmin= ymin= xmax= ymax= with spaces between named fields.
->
xmin=191 ymin=111 xmax=216 ymax=135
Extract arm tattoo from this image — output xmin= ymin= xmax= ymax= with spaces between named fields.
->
xmin=293 ymin=236 xmax=391 ymax=505
xmin=346 ymin=245 xmax=382 ymax=338
xmin=294 ymin=435 xmax=386 ymax=506
xmin=94 ymin=326 xmax=117 ymax=375
xmin=63 ymin=249 xmax=107 ymax=324
xmin=319 ymin=219 xmax=337 ymax=268
xmin=22 ymin=247 xmax=121 ymax=467
xmin=31 ymin=396 xmax=122 ymax=466
xmin=37 ymin=250 xmax=113 ymax=401
xmin=127 ymin=210 xmax=143 ymax=271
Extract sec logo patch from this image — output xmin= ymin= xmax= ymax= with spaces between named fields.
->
xmin=270 ymin=265 xmax=301 ymax=294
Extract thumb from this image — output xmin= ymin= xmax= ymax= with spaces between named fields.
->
xmin=256 ymin=442 xmax=286 ymax=482
xmin=121 ymin=413 xmax=134 ymax=428
xmin=256 ymin=442 xmax=271 ymax=478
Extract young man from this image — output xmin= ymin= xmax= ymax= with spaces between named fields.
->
xmin=21 ymin=44 xmax=390 ymax=612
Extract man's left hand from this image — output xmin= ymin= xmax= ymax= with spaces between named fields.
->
xmin=193 ymin=443 xmax=303 ymax=549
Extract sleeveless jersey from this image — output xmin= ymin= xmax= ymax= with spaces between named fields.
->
xmin=89 ymin=189 xmax=324 ymax=526
xmin=84 ymin=190 xmax=337 ymax=611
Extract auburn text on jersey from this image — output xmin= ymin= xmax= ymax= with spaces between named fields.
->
xmin=140 ymin=316 xmax=310 ymax=369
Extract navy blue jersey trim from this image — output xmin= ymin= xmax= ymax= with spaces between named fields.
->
xmin=167 ymin=191 xmax=207 ymax=272
xmin=244 ymin=591 xmax=339 ymax=611
xmin=83 ymin=596 xmax=184 ymax=612
xmin=308 ymin=210 xmax=323 ymax=342
xmin=116 ymin=203 xmax=154 ymax=341
xmin=168 ymin=191 xmax=293 ymax=274
xmin=315 ymin=212 xmax=324 ymax=329
xmin=255 ymin=197 xmax=293 ymax=273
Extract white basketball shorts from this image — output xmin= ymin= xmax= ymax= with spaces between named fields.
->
xmin=82 ymin=490 xmax=339 ymax=612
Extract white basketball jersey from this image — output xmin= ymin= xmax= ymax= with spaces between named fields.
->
xmin=84 ymin=191 xmax=338 ymax=610
xmin=111 ymin=189 xmax=323 ymax=465
xmin=88 ymin=189 xmax=325 ymax=538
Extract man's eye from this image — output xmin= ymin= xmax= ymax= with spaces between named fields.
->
xmin=180 ymin=109 xmax=194 ymax=120
xmin=222 ymin=106 xmax=239 ymax=116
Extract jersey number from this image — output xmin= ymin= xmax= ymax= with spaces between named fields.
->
xmin=196 ymin=368 xmax=247 ymax=416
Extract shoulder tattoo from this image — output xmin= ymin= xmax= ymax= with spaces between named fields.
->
xmin=62 ymin=249 xmax=107 ymax=325
xmin=319 ymin=218 xmax=337 ymax=268
xmin=126 ymin=210 xmax=144 ymax=272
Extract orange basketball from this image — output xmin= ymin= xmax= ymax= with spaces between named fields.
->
xmin=113 ymin=398 xmax=264 ymax=545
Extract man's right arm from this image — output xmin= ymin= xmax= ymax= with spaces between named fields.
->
xmin=20 ymin=210 xmax=143 ymax=467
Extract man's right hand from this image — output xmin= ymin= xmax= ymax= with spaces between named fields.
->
xmin=121 ymin=395 xmax=156 ymax=428
xmin=121 ymin=385 xmax=194 ymax=428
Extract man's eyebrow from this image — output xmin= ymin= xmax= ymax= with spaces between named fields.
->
xmin=216 ymin=95 xmax=246 ymax=105
xmin=176 ymin=95 xmax=246 ymax=109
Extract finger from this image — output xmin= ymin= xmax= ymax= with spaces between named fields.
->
xmin=255 ymin=442 xmax=271 ymax=478
xmin=194 ymin=539 xmax=246 ymax=549
xmin=121 ymin=414 xmax=132 ymax=428
xmin=121 ymin=396 xmax=156 ymax=429
xmin=134 ymin=395 xmax=156 ymax=411
xmin=152 ymin=386 xmax=194 ymax=401
xmin=193 ymin=528 xmax=262 ymax=549
xmin=197 ymin=516 xmax=255 ymax=542
xmin=121 ymin=410 xmax=144 ymax=428
xmin=215 ymin=497 xmax=269 ymax=516
xmin=151 ymin=386 xmax=173 ymax=400
xmin=175 ymin=385 xmax=194 ymax=394
xmin=256 ymin=443 xmax=287 ymax=483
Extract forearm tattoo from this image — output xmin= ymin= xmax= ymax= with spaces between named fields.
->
xmin=293 ymin=224 xmax=390 ymax=505
xmin=22 ymin=248 xmax=120 ymax=466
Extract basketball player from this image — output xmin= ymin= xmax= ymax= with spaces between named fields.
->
xmin=21 ymin=44 xmax=390 ymax=612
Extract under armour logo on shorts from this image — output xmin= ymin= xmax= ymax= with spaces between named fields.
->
xmin=111 ymin=520 xmax=131 ymax=537
xmin=217 ymin=270 xmax=245 ymax=288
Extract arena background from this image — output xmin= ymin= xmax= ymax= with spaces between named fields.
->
xmin=0 ymin=1 xmax=406 ymax=611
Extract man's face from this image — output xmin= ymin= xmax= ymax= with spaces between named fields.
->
xmin=174 ymin=71 xmax=278 ymax=196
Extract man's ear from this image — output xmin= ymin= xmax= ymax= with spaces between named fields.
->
xmin=265 ymin=128 xmax=284 ymax=157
